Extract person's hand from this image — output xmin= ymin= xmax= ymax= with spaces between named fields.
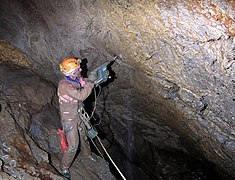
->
xmin=86 ymin=81 xmax=95 ymax=88
xmin=79 ymin=77 xmax=86 ymax=87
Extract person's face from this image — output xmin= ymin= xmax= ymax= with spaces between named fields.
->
xmin=72 ymin=67 xmax=81 ymax=77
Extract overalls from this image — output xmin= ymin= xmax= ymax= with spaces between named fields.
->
xmin=57 ymin=78 xmax=94 ymax=170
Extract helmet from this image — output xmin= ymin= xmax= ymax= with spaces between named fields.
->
xmin=60 ymin=58 xmax=80 ymax=76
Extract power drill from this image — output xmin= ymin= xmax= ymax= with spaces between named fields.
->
xmin=88 ymin=62 xmax=110 ymax=86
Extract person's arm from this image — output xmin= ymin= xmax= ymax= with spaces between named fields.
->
xmin=64 ymin=81 xmax=94 ymax=101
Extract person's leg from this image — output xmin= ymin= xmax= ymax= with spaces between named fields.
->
xmin=79 ymin=122 xmax=91 ymax=156
xmin=60 ymin=120 xmax=79 ymax=171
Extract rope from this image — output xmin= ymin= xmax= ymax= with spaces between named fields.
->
xmin=78 ymin=80 xmax=126 ymax=180
xmin=90 ymin=138 xmax=104 ymax=158
xmin=96 ymin=136 xmax=127 ymax=180
xmin=89 ymin=85 xmax=101 ymax=121
xmin=79 ymin=85 xmax=102 ymax=128
xmin=79 ymin=107 xmax=127 ymax=180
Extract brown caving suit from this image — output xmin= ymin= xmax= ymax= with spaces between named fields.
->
xmin=57 ymin=78 xmax=94 ymax=170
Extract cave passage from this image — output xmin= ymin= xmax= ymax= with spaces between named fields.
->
xmin=0 ymin=0 xmax=235 ymax=180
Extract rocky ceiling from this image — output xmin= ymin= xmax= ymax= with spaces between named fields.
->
xmin=0 ymin=0 xmax=235 ymax=180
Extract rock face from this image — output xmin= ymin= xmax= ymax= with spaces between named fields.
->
xmin=0 ymin=65 xmax=62 ymax=179
xmin=0 ymin=0 xmax=234 ymax=179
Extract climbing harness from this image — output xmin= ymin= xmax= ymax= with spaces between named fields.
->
xmin=78 ymin=85 xmax=127 ymax=180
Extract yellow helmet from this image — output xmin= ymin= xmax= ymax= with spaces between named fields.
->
xmin=59 ymin=58 xmax=80 ymax=76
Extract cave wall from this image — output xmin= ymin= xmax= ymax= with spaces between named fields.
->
xmin=0 ymin=65 xmax=64 ymax=179
xmin=0 ymin=0 xmax=235 ymax=178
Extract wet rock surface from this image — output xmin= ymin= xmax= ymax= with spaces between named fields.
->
xmin=0 ymin=0 xmax=235 ymax=179
xmin=0 ymin=64 xmax=115 ymax=180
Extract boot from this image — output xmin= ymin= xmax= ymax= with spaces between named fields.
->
xmin=62 ymin=169 xmax=71 ymax=179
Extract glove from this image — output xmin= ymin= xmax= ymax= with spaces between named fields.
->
xmin=87 ymin=128 xmax=98 ymax=139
